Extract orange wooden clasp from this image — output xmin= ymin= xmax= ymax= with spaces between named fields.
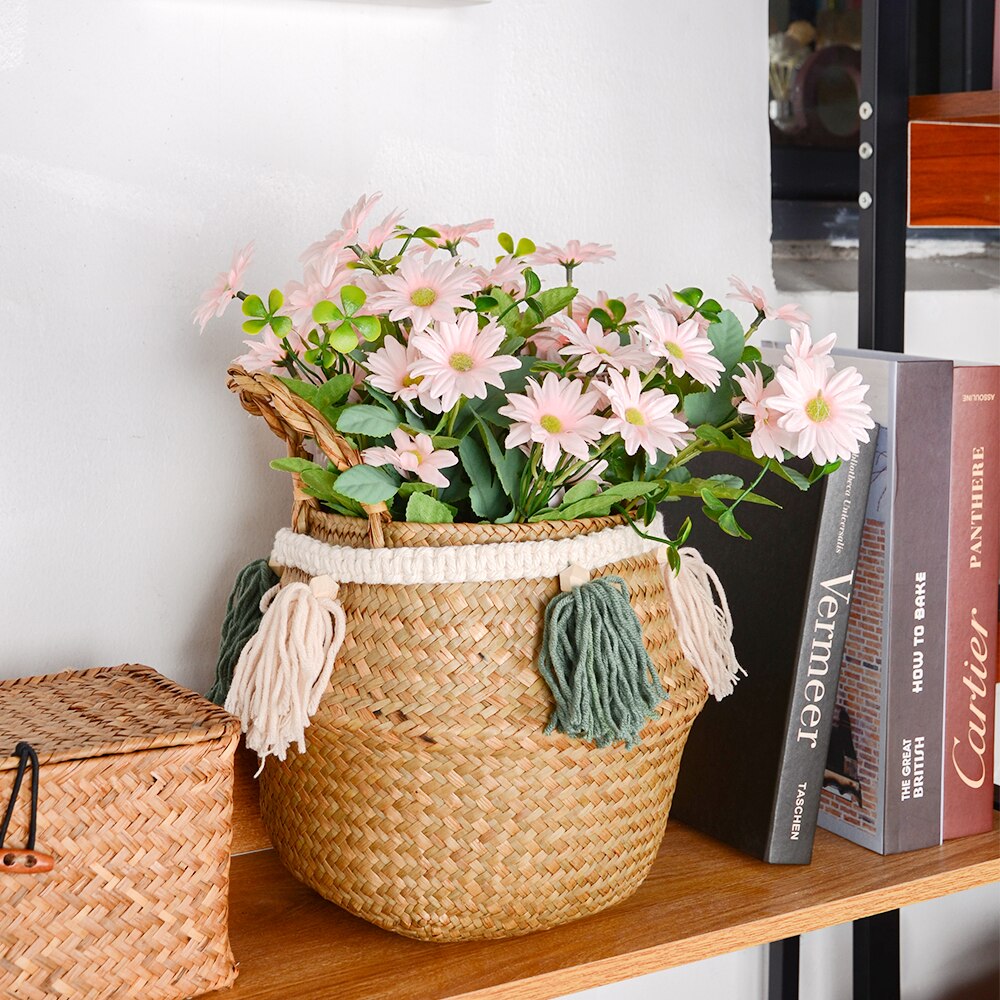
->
xmin=1 ymin=848 xmax=54 ymax=874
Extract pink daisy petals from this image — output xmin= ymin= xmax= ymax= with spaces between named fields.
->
xmin=573 ymin=291 xmax=644 ymax=330
xmin=283 ymin=266 xmax=353 ymax=334
xmin=193 ymin=241 xmax=254 ymax=332
xmin=726 ymin=274 xmax=770 ymax=314
xmin=409 ymin=313 xmax=520 ymax=411
xmin=602 ymin=369 xmax=691 ymax=461
xmin=651 ymin=284 xmax=711 ymax=334
xmin=530 ymin=239 xmax=615 ymax=268
xmin=767 ymin=301 xmax=812 ymax=332
xmin=300 ymin=192 xmax=382 ymax=283
xmin=472 ymin=255 xmax=525 ymax=297
xmin=636 ymin=306 xmax=726 ymax=389
xmin=362 ymin=208 xmax=406 ymax=253
xmin=364 ymin=338 xmax=424 ymax=404
xmin=556 ymin=316 xmax=652 ymax=374
xmin=784 ymin=327 xmax=837 ymax=371
xmin=769 ymin=359 xmax=876 ymax=465
xmin=732 ymin=363 xmax=793 ymax=461
xmin=232 ymin=328 xmax=288 ymax=374
xmin=367 ymin=256 xmax=479 ymax=334
xmin=424 ymin=219 xmax=495 ymax=251
xmin=362 ymin=429 xmax=458 ymax=489
xmin=498 ymin=373 xmax=605 ymax=472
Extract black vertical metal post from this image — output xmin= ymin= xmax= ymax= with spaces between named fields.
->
xmin=853 ymin=909 xmax=901 ymax=1000
xmin=857 ymin=0 xmax=911 ymax=352
xmin=767 ymin=937 xmax=800 ymax=1000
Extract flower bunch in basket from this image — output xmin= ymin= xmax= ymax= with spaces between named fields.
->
xmin=196 ymin=193 xmax=874 ymax=567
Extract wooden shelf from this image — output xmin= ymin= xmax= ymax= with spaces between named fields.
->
xmin=206 ymin=814 xmax=999 ymax=1000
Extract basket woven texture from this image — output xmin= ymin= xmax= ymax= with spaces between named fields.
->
xmin=227 ymin=363 xmax=710 ymax=941
xmin=0 ymin=665 xmax=240 ymax=999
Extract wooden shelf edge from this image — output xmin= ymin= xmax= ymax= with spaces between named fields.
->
xmin=909 ymin=90 xmax=1000 ymax=124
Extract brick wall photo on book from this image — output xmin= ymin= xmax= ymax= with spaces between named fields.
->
xmin=943 ymin=364 xmax=1000 ymax=839
xmin=817 ymin=351 xmax=953 ymax=855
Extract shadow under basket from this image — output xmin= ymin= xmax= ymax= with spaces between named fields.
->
xmin=259 ymin=509 xmax=709 ymax=942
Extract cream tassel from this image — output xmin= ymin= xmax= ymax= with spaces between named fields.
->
xmin=225 ymin=574 xmax=346 ymax=771
xmin=662 ymin=547 xmax=745 ymax=700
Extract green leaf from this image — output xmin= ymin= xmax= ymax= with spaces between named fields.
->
xmin=780 ymin=464 xmax=811 ymax=490
xmin=740 ymin=345 xmax=762 ymax=365
xmin=300 ymin=467 xmax=340 ymax=497
xmin=523 ymin=268 xmax=542 ymax=297
xmin=524 ymin=297 xmax=543 ymax=321
xmin=278 ymin=377 xmax=318 ymax=405
xmin=562 ymin=479 xmax=600 ymax=505
xmin=477 ymin=418 xmax=526 ymax=499
xmin=430 ymin=435 xmax=461 ymax=449
xmin=336 ymin=404 xmax=398 ymax=437
xmin=675 ymin=287 xmax=703 ymax=308
xmin=242 ymin=319 xmax=268 ymax=335
xmin=475 ymin=295 xmax=498 ymax=312
xmin=399 ymin=481 xmax=434 ymax=497
xmin=340 ymin=285 xmax=366 ymax=317
xmin=514 ymin=237 xmax=536 ymax=257
xmin=707 ymin=310 xmax=745 ymax=370
xmin=670 ymin=478 xmax=780 ymax=507
xmin=269 ymin=315 xmax=293 ymax=338
xmin=333 ymin=464 xmax=399 ymax=505
xmin=695 ymin=424 xmax=729 ymax=447
xmin=352 ymin=315 xmax=381 ymax=342
xmin=268 ymin=288 xmax=284 ymax=313
xmin=707 ymin=473 xmax=744 ymax=488
xmin=242 ymin=295 xmax=266 ymax=319
xmin=313 ymin=374 xmax=355 ymax=410
xmin=588 ymin=307 xmax=613 ymax=330
xmin=602 ymin=481 xmax=661 ymax=501
xmin=606 ymin=299 xmax=627 ymax=324
xmin=312 ymin=300 xmax=342 ymax=324
xmin=718 ymin=508 xmax=751 ymax=539
xmin=330 ymin=322 xmax=359 ymax=353
xmin=405 ymin=492 xmax=456 ymax=524
xmin=490 ymin=288 xmax=520 ymax=334
xmin=700 ymin=298 xmax=722 ymax=314
xmin=459 ymin=434 xmax=507 ymax=520
xmin=683 ymin=388 xmax=736 ymax=427
xmin=270 ymin=457 xmax=321 ymax=474
xmin=699 ymin=487 xmax=727 ymax=511
xmin=411 ymin=226 xmax=440 ymax=240
xmin=534 ymin=285 xmax=577 ymax=319
xmin=497 ymin=232 xmax=515 ymax=254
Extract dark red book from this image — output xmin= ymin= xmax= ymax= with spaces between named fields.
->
xmin=942 ymin=364 xmax=1000 ymax=839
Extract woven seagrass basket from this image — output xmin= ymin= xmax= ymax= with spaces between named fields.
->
xmin=228 ymin=364 xmax=709 ymax=941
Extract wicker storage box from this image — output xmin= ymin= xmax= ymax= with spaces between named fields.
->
xmin=0 ymin=665 xmax=240 ymax=999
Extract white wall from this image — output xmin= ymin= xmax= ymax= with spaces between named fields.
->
xmin=1 ymin=3 xmax=995 ymax=1000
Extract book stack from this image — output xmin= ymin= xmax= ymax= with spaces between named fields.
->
xmin=671 ymin=349 xmax=999 ymax=861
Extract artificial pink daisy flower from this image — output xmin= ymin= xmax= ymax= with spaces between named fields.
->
xmin=361 ymin=208 xmax=406 ymax=253
xmin=424 ymin=219 xmax=494 ymax=252
xmin=193 ymin=241 xmax=254 ymax=332
xmin=472 ymin=255 xmax=525 ymax=297
xmin=362 ymin=429 xmax=458 ymax=489
xmin=283 ymin=266 xmax=352 ymax=334
xmin=767 ymin=301 xmax=811 ymax=332
xmin=727 ymin=274 xmax=770 ymax=314
xmin=783 ymin=326 xmax=837 ymax=370
xmin=409 ymin=313 xmax=520 ymax=410
xmin=650 ymin=284 xmax=711 ymax=334
xmin=529 ymin=324 xmax=572 ymax=362
xmin=233 ymin=328 xmax=288 ymax=373
xmin=367 ymin=256 xmax=479 ymax=334
xmin=602 ymin=369 xmax=691 ymax=461
xmin=732 ymin=363 xmax=793 ymax=461
xmin=556 ymin=316 xmax=652 ymax=374
xmin=572 ymin=291 xmax=644 ymax=330
xmin=530 ymin=240 xmax=615 ymax=268
xmin=636 ymin=306 xmax=726 ymax=389
xmin=300 ymin=192 xmax=382 ymax=283
xmin=769 ymin=358 xmax=875 ymax=465
xmin=498 ymin=373 xmax=606 ymax=472
xmin=364 ymin=338 xmax=423 ymax=404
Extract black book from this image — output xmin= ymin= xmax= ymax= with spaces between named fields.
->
xmin=670 ymin=433 xmax=877 ymax=863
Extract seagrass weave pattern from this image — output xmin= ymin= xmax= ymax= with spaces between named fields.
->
xmin=0 ymin=665 xmax=240 ymax=1000
xmin=262 ymin=515 xmax=709 ymax=941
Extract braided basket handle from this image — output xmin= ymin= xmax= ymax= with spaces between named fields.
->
xmin=227 ymin=365 xmax=389 ymax=547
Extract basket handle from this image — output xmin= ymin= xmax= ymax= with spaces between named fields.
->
xmin=1 ymin=743 xmax=54 ymax=875
xmin=227 ymin=365 xmax=389 ymax=547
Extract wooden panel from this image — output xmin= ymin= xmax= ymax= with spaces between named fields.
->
xmin=230 ymin=742 xmax=270 ymax=856
xmin=909 ymin=91 xmax=1000 ymax=125
xmin=908 ymin=120 xmax=1000 ymax=227
xmin=206 ymin=815 xmax=1000 ymax=1000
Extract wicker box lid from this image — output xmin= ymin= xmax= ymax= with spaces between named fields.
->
xmin=0 ymin=664 xmax=239 ymax=770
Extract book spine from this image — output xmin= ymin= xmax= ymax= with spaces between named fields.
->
xmin=766 ymin=435 xmax=877 ymax=863
xmin=942 ymin=366 xmax=1000 ymax=839
xmin=882 ymin=362 xmax=953 ymax=853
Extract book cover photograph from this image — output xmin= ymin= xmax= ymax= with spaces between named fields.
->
xmin=818 ymin=351 xmax=953 ymax=855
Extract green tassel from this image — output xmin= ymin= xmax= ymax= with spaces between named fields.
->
xmin=537 ymin=575 xmax=667 ymax=748
xmin=207 ymin=559 xmax=280 ymax=706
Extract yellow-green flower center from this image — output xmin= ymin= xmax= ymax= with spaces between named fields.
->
xmin=402 ymin=373 xmax=423 ymax=387
xmin=625 ymin=407 xmax=645 ymax=426
xmin=540 ymin=414 xmax=563 ymax=433
xmin=449 ymin=352 xmax=474 ymax=372
xmin=665 ymin=341 xmax=684 ymax=359
xmin=595 ymin=346 xmax=610 ymax=355
xmin=411 ymin=287 xmax=437 ymax=308
xmin=805 ymin=393 xmax=831 ymax=423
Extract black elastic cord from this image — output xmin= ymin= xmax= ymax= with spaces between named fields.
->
xmin=0 ymin=742 xmax=39 ymax=851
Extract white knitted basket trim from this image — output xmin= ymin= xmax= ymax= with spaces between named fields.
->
xmin=269 ymin=513 xmax=665 ymax=585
